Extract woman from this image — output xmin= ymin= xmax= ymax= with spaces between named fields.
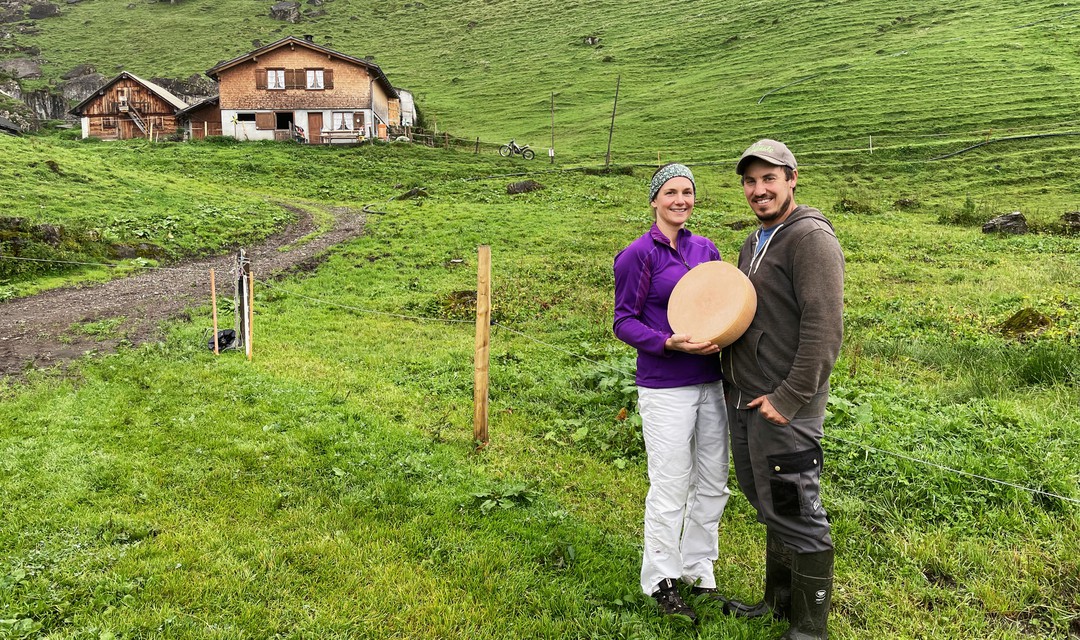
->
xmin=612 ymin=163 xmax=731 ymax=621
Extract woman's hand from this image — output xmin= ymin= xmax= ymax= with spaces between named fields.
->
xmin=665 ymin=334 xmax=720 ymax=355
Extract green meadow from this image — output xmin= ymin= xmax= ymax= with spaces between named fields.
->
xmin=2 ymin=0 xmax=1080 ymax=638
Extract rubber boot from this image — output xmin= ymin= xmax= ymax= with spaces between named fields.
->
xmin=723 ymin=529 xmax=792 ymax=620
xmin=779 ymin=549 xmax=833 ymax=640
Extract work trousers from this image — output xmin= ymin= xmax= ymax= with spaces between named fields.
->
xmin=728 ymin=404 xmax=832 ymax=554
xmin=638 ymin=381 xmax=730 ymax=595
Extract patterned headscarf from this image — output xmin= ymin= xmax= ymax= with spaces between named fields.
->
xmin=649 ymin=163 xmax=695 ymax=202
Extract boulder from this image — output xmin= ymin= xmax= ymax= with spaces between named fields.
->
xmin=395 ymin=187 xmax=428 ymax=200
xmin=0 ymin=58 xmax=41 ymax=79
xmin=61 ymin=63 xmax=96 ymax=79
xmin=998 ymin=308 xmax=1051 ymax=339
xmin=148 ymin=74 xmax=216 ymax=104
xmin=59 ymin=71 xmax=106 ymax=104
xmin=269 ymin=1 xmax=301 ymax=22
xmin=27 ymin=2 xmax=61 ymax=18
xmin=1062 ymin=211 xmax=1080 ymax=235
xmin=506 ymin=180 xmax=544 ymax=195
xmin=982 ymin=211 xmax=1027 ymax=234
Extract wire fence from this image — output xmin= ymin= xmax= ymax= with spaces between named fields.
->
xmin=4 ymin=251 xmax=1074 ymax=507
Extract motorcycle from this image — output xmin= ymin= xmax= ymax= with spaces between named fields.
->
xmin=499 ymin=139 xmax=535 ymax=160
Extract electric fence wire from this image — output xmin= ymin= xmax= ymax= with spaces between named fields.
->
xmin=827 ymin=434 xmax=1080 ymax=506
xmin=1 ymin=254 xmax=1077 ymax=508
xmin=249 ymin=278 xmax=1080 ymax=508
xmin=0 ymin=253 xmax=216 ymax=275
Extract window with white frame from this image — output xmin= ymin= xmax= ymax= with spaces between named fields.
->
xmin=306 ymin=69 xmax=324 ymax=90
xmin=267 ymin=69 xmax=286 ymax=90
xmin=331 ymin=112 xmax=353 ymax=131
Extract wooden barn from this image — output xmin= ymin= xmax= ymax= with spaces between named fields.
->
xmin=70 ymin=72 xmax=189 ymax=141
xmin=205 ymin=35 xmax=401 ymax=144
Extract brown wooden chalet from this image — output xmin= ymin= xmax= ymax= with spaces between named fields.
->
xmin=204 ymin=35 xmax=401 ymax=144
xmin=70 ymin=72 xmax=188 ymax=141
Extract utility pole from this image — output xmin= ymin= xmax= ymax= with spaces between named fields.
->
xmin=605 ymin=75 xmax=621 ymax=169
xmin=549 ymin=92 xmax=555 ymax=165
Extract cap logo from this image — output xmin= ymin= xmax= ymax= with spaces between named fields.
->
xmin=748 ymin=143 xmax=775 ymax=154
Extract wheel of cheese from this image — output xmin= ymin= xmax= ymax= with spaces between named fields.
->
xmin=667 ymin=261 xmax=757 ymax=348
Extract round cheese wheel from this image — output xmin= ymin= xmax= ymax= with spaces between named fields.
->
xmin=667 ymin=261 xmax=757 ymax=348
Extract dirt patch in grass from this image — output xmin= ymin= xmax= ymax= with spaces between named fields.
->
xmin=0 ymin=203 xmax=366 ymax=379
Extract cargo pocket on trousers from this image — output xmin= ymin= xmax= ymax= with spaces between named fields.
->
xmin=767 ymin=447 xmax=823 ymax=517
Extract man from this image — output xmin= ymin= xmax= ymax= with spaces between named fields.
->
xmin=720 ymin=139 xmax=844 ymax=639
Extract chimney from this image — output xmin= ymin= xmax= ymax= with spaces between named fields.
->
xmin=303 ymin=34 xmax=314 ymax=42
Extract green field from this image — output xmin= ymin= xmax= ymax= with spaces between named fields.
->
xmin=2 ymin=0 xmax=1080 ymax=638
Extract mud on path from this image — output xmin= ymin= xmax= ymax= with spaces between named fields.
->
xmin=0 ymin=203 xmax=367 ymax=379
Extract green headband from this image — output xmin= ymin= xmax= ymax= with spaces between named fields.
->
xmin=650 ymin=164 xmax=695 ymax=201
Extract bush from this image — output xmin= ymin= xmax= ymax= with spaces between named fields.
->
xmin=937 ymin=196 xmax=985 ymax=226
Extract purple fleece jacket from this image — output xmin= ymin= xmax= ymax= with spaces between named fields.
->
xmin=613 ymin=224 xmax=723 ymax=388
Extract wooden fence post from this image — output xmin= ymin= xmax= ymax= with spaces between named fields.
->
xmin=475 ymin=137 xmax=480 ymax=154
xmin=550 ymin=92 xmax=555 ymax=165
xmin=473 ymin=245 xmax=492 ymax=448
xmin=235 ymin=249 xmax=250 ymax=358
xmin=210 ymin=269 xmax=219 ymax=355
xmin=245 ymin=263 xmax=254 ymax=361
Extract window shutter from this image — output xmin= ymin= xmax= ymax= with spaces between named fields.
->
xmin=286 ymin=69 xmax=303 ymax=90
xmin=324 ymin=68 xmax=334 ymax=89
xmin=255 ymin=112 xmax=275 ymax=130
xmin=255 ymin=69 xmax=267 ymax=90
xmin=353 ymin=112 xmax=365 ymax=129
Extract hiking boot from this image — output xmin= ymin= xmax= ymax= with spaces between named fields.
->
xmin=723 ymin=529 xmax=792 ymax=620
xmin=689 ymin=586 xmax=729 ymax=605
xmin=652 ymin=578 xmax=697 ymax=622
xmin=779 ymin=548 xmax=833 ymax=640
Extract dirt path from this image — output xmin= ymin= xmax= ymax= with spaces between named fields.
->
xmin=0 ymin=203 xmax=367 ymax=378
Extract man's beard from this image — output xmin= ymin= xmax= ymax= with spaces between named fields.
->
xmin=755 ymin=195 xmax=794 ymax=225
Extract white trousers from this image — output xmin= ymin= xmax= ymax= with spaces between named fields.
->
xmin=638 ymin=381 xmax=730 ymax=595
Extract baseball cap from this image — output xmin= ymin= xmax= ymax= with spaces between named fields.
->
xmin=736 ymin=139 xmax=797 ymax=175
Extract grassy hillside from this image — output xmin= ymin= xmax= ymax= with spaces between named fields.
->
xmin=7 ymin=1 xmax=1080 ymax=164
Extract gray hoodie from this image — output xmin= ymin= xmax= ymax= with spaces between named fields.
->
xmin=721 ymin=205 xmax=845 ymax=420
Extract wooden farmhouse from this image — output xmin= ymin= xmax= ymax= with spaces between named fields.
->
xmin=204 ymin=35 xmax=402 ymax=144
xmin=70 ymin=72 xmax=189 ymax=140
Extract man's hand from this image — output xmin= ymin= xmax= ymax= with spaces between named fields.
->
xmin=665 ymin=334 xmax=720 ymax=355
xmin=748 ymin=395 xmax=789 ymax=425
